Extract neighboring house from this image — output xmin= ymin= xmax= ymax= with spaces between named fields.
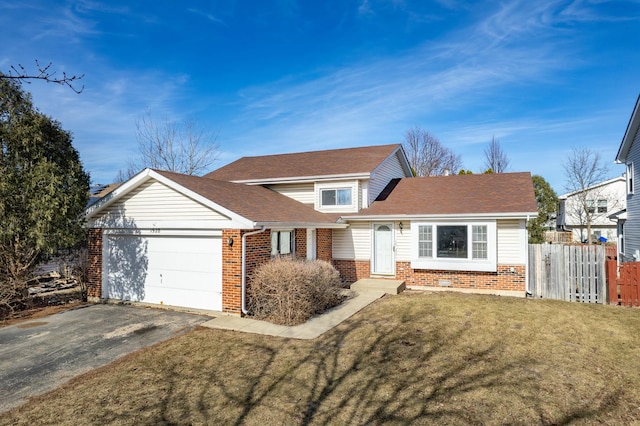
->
xmin=556 ymin=175 xmax=626 ymax=244
xmin=615 ymin=94 xmax=640 ymax=261
xmin=84 ymin=144 xmax=538 ymax=315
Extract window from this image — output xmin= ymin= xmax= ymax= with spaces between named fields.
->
xmin=472 ymin=225 xmax=488 ymax=259
xmin=586 ymin=199 xmax=595 ymax=214
xmin=418 ymin=225 xmax=432 ymax=257
xmin=321 ymin=188 xmax=352 ymax=206
xmin=271 ymin=230 xmax=294 ymax=256
xmin=411 ymin=221 xmax=496 ymax=272
xmin=437 ymin=225 xmax=467 ymax=258
xmin=627 ymin=163 xmax=634 ymax=194
xmin=597 ymin=199 xmax=607 ymax=213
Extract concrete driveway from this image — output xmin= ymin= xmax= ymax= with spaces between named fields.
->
xmin=0 ymin=304 xmax=210 ymax=413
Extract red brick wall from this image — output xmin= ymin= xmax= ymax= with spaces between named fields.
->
xmin=317 ymin=228 xmax=332 ymax=262
xmin=295 ymin=229 xmax=307 ymax=259
xmin=333 ymin=259 xmax=370 ymax=283
xmin=332 ymin=258 xmax=526 ymax=292
xmin=222 ymin=229 xmax=273 ymax=315
xmin=396 ymin=262 xmax=526 ymax=291
xmin=87 ymin=228 xmax=103 ymax=300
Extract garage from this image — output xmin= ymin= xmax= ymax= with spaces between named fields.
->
xmin=103 ymin=233 xmax=223 ymax=311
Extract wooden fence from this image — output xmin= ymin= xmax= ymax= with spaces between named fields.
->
xmin=528 ymin=244 xmax=606 ymax=303
xmin=606 ymin=259 xmax=640 ymax=306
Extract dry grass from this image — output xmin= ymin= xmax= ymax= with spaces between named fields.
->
xmin=3 ymin=291 xmax=640 ymax=425
xmin=0 ymin=302 xmax=86 ymax=328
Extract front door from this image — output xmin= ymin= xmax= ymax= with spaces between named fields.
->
xmin=373 ymin=223 xmax=394 ymax=275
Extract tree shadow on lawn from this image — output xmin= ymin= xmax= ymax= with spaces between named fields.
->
xmin=145 ymin=301 xmax=624 ymax=425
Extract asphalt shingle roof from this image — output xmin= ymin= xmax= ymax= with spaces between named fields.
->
xmin=204 ymin=144 xmax=402 ymax=182
xmin=351 ymin=172 xmax=538 ymax=216
xmin=154 ymin=170 xmax=338 ymax=224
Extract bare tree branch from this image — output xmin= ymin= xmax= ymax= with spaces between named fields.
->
xmin=483 ymin=136 xmax=510 ymax=173
xmin=0 ymin=60 xmax=84 ymax=93
xmin=562 ymin=147 xmax=613 ymax=243
xmin=120 ymin=111 xmax=220 ymax=179
xmin=403 ymin=127 xmax=462 ymax=176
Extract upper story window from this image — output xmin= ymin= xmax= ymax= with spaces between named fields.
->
xmin=597 ymin=199 xmax=607 ymax=213
xmin=321 ymin=188 xmax=352 ymax=206
xmin=627 ymin=163 xmax=634 ymax=194
xmin=587 ymin=199 xmax=608 ymax=214
xmin=315 ymin=181 xmax=358 ymax=212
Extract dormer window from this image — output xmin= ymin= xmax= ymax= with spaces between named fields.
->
xmin=321 ymin=188 xmax=352 ymax=206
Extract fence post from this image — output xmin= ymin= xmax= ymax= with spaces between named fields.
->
xmin=606 ymin=259 xmax=618 ymax=305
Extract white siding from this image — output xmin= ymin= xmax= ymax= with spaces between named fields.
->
xmin=395 ymin=221 xmax=411 ymax=261
xmin=266 ymin=182 xmax=315 ymax=205
xmin=368 ymin=151 xmax=409 ymax=205
xmin=497 ymin=219 xmax=526 ymax=264
xmin=92 ymin=180 xmax=231 ymax=228
xmin=333 ymin=222 xmax=371 ymax=260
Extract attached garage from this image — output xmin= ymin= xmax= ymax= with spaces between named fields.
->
xmin=103 ymin=233 xmax=222 ymax=311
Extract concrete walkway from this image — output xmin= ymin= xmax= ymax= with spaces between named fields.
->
xmin=201 ymin=289 xmax=385 ymax=339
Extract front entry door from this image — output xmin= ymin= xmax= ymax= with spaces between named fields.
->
xmin=373 ymin=223 xmax=394 ymax=275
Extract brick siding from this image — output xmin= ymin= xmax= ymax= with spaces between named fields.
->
xmin=333 ymin=259 xmax=525 ymax=291
xmin=87 ymin=228 xmax=103 ymax=300
xmin=317 ymin=228 xmax=332 ymax=262
xmin=295 ymin=229 xmax=307 ymax=259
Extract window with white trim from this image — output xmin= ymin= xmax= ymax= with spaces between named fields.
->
xmin=418 ymin=225 xmax=433 ymax=257
xmin=411 ymin=221 xmax=496 ymax=272
xmin=320 ymin=188 xmax=352 ymax=207
xmin=627 ymin=163 xmax=634 ymax=194
xmin=271 ymin=230 xmax=294 ymax=256
xmin=472 ymin=225 xmax=488 ymax=259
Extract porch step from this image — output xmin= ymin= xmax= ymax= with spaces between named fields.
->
xmin=350 ymin=279 xmax=406 ymax=295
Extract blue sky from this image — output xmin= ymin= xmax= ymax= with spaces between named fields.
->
xmin=1 ymin=0 xmax=639 ymax=193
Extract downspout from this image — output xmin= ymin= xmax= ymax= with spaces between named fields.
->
xmin=525 ymin=214 xmax=532 ymax=297
xmin=241 ymin=226 xmax=267 ymax=315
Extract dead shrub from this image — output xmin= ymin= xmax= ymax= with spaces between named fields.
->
xmin=247 ymin=258 xmax=344 ymax=326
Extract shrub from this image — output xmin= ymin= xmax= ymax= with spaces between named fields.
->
xmin=247 ymin=258 xmax=344 ymax=325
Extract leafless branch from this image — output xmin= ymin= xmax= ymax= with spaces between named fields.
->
xmin=483 ymin=136 xmax=510 ymax=173
xmin=403 ymin=127 xmax=462 ymax=176
xmin=1 ymin=60 xmax=84 ymax=93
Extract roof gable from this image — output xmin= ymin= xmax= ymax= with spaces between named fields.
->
xmin=351 ymin=172 xmax=538 ymax=217
xmin=85 ymin=169 xmax=342 ymax=227
xmin=557 ymin=175 xmax=625 ymax=200
xmin=616 ymin=94 xmax=640 ymax=163
xmin=204 ymin=144 xmax=409 ymax=182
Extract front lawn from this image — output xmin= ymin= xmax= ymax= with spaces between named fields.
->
xmin=3 ymin=291 xmax=640 ymax=425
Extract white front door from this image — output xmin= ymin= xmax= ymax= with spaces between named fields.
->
xmin=373 ymin=223 xmax=394 ymax=275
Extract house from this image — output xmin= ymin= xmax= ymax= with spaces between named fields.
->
xmin=615 ymin=94 xmax=640 ymax=261
xmin=84 ymin=144 xmax=538 ymax=315
xmin=556 ymin=175 xmax=626 ymax=244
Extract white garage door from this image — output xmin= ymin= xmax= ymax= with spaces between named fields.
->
xmin=104 ymin=234 xmax=222 ymax=311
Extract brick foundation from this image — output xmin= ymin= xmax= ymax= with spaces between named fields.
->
xmin=87 ymin=228 xmax=103 ymax=300
xmin=333 ymin=259 xmax=526 ymax=292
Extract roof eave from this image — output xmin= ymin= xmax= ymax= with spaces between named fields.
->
xmin=229 ymin=172 xmax=372 ymax=185
xmin=616 ymin=94 xmax=640 ymax=163
xmin=254 ymin=221 xmax=348 ymax=229
xmin=341 ymin=212 xmax=539 ymax=221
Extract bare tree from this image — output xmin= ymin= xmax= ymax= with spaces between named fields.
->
xmin=562 ymin=147 xmax=615 ymax=243
xmin=403 ymin=127 xmax=462 ymax=176
xmin=120 ymin=112 xmax=220 ymax=179
xmin=0 ymin=60 xmax=84 ymax=93
xmin=483 ymin=136 xmax=510 ymax=173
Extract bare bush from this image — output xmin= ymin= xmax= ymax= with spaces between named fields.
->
xmin=247 ymin=258 xmax=344 ymax=326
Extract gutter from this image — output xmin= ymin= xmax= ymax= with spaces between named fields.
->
xmin=241 ymin=226 xmax=267 ymax=315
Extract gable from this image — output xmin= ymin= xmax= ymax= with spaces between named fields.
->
xmin=87 ymin=179 xmax=233 ymax=229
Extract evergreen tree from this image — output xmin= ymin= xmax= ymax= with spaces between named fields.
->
xmin=528 ymin=175 xmax=558 ymax=243
xmin=0 ymin=78 xmax=89 ymax=310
